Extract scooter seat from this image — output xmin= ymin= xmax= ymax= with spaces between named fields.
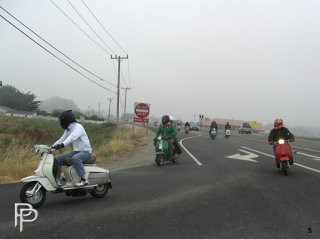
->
xmin=64 ymin=155 xmax=97 ymax=166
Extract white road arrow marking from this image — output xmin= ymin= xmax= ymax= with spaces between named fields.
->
xmin=226 ymin=149 xmax=259 ymax=162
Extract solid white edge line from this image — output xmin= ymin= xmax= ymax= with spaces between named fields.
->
xmin=240 ymin=146 xmax=320 ymax=174
xmin=179 ymin=134 xmax=202 ymax=166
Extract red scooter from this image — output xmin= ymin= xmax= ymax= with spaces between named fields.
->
xmin=274 ymin=139 xmax=293 ymax=176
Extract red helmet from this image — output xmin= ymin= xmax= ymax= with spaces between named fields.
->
xmin=274 ymin=118 xmax=283 ymax=130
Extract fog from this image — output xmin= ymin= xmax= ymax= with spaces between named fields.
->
xmin=1 ymin=0 xmax=320 ymax=127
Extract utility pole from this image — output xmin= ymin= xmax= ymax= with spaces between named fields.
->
xmin=121 ymin=87 xmax=131 ymax=121
xmin=107 ymin=98 xmax=113 ymax=122
xmin=111 ymin=55 xmax=129 ymax=124
xmin=98 ymin=102 xmax=100 ymax=118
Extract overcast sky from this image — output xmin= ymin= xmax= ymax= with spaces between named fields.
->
xmin=1 ymin=0 xmax=319 ymax=126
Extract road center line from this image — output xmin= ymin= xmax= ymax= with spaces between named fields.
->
xmin=179 ymin=134 xmax=202 ymax=166
xmin=240 ymin=146 xmax=320 ymax=174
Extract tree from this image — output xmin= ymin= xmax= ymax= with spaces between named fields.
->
xmin=0 ymin=85 xmax=40 ymax=111
xmin=39 ymin=96 xmax=80 ymax=113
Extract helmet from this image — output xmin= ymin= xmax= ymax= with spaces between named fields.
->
xmin=169 ymin=115 xmax=174 ymax=122
xmin=274 ymin=118 xmax=283 ymax=130
xmin=59 ymin=110 xmax=76 ymax=129
xmin=162 ymin=115 xmax=170 ymax=125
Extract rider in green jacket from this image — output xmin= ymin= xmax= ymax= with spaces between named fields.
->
xmin=155 ymin=115 xmax=177 ymax=156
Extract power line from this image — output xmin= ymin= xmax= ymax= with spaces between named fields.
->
xmin=49 ymin=0 xmax=112 ymax=56
xmin=80 ymin=0 xmax=128 ymax=55
xmin=0 ymin=13 xmax=117 ymax=94
xmin=67 ymin=0 xmax=116 ymax=55
xmin=0 ymin=5 xmax=117 ymax=88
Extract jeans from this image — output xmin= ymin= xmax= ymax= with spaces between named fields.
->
xmin=55 ymin=151 xmax=91 ymax=179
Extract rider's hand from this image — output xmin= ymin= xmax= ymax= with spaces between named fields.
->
xmin=269 ymin=141 xmax=273 ymax=145
xmin=53 ymin=143 xmax=64 ymax=150
xmin=289 ymin=138 xmax=294 ymax=142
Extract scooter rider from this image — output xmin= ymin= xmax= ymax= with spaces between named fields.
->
xmin=225 ymin=122 xmax=231 ymax=132
xmin=155 ymin=115 xmax=178 ymax=158
xmin=209 ymin=121 xmax=218 ymax=134
xmin=177 ymin=121 xmax=181 ymax=131
xmin=268 ymin=118 xmax=295 ymax=165
xmin=169 ymin=116 xmax=182 ymax=157
xmin=185 ymin=121 xmax=190 ymax=127
xmin=53 ymin=110 xmax=92 ymax=187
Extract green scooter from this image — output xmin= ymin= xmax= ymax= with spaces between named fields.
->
xmin=155 ymin=136 xmax=178 ymax=166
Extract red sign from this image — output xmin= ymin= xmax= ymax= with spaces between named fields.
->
xmin=133 ymin=117 xmax=149 ymax=123
xmin=134 ymin=103 xmax=150 ymax=118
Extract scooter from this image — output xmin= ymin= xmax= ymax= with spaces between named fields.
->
xmin=210 ymin=128 xmax=217 ymax=139
xmin=225 ymin=129 xmax=231 ymax=139
xmin=20 ymin=145 xmax=112 ymax=208
xmin=274 ymin=139 xmax=293 ymax=176
xmin=185 ymin=126 xmax=190 ymax=134
xmin=155 ymin=136 xmax=178 ymax=166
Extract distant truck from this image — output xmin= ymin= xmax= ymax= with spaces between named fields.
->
xmin=238 ymin=123 xmax=252 ymax=134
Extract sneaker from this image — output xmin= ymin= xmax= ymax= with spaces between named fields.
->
xmin=76 ymin=178 xmax=88 ymax=187
xmin=56 ymin=178 xmax=62 ymax=187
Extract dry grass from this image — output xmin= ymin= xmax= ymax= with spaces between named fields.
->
xmin=0 ymin=123 xmax=146 ymax=184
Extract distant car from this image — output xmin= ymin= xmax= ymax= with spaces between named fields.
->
xmin=190 ymin=125 xmax=199 ymax=131
xmin=238 ymin=123 xmax=252 ymax=134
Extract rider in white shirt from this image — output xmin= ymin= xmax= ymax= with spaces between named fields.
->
xmin=53 ymin=110 xmax=92 ymax=187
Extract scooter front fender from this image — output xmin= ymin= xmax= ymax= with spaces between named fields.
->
xmin=21 ymin=176 xmax=56 ymax=191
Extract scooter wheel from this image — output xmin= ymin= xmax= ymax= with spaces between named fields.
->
xmin=20 ymin=182 xmax=46 ymax=208
xmin=90 ymin=184 xmax=108 ymax=198
xmin=155 ymin=155 xmax=163 ymax=166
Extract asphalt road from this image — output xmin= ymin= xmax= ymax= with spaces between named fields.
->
xmin=1 ymin=130 xmax=320 ymax=239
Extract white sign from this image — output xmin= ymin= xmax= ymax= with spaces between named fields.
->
xmin=226 ymin=149 xmax=258 ymax=162
xmin=15 ymin=203 xmax=38 ymax=232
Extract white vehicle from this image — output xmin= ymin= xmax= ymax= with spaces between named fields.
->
xmin=20 ymin=145 xmax=112 ymax=208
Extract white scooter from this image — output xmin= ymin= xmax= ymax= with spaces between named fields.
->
xmin=225 ymin=129 xmax=231 ymax=139
xmin=20 ymin=145 xmax=112 ymax=208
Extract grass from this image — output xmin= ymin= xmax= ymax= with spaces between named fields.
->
xmin=0 ymin=116 xmax=146 ymax=184
xmin=295 ymin=136 xmax=320 ymax=142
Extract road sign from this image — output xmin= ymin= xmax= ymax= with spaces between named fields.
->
xmin=133 ymin=102 xmax=150 ymax=123
xmin=252 ymin=121 xmax=257 ymax=128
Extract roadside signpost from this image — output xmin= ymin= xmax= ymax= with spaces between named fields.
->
xmin=133 ymin=102 xmax=150 ymax=134
xmin=252 ymin=121 xmax=257 ymax=128
xmin=252 ymin=121 xmax=257 ymax=133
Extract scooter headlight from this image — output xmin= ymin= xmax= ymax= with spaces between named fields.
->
xmin=157 ymin=136 xmax=162 ymax=140
xmin=279 ymin=139 xmax=285 ymax=144
xmin=33 ymin=145 xmax=40 ymax=154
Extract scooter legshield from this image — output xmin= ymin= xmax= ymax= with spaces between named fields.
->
xmin=275 ymin=144 xmax=293 ymax=165
xmin=156 ymin=140 xmax=169 ymax=156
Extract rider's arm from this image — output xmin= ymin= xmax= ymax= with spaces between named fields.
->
xmin=53 ymin=130 xmax=68 ymax=146
xmin=268 ymin=129 xmax=275 ymax=144
xmin=286 ymin=128 xmax=295 ymax=141
xmin=171 ymin=124 xmax=177 ymax=137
